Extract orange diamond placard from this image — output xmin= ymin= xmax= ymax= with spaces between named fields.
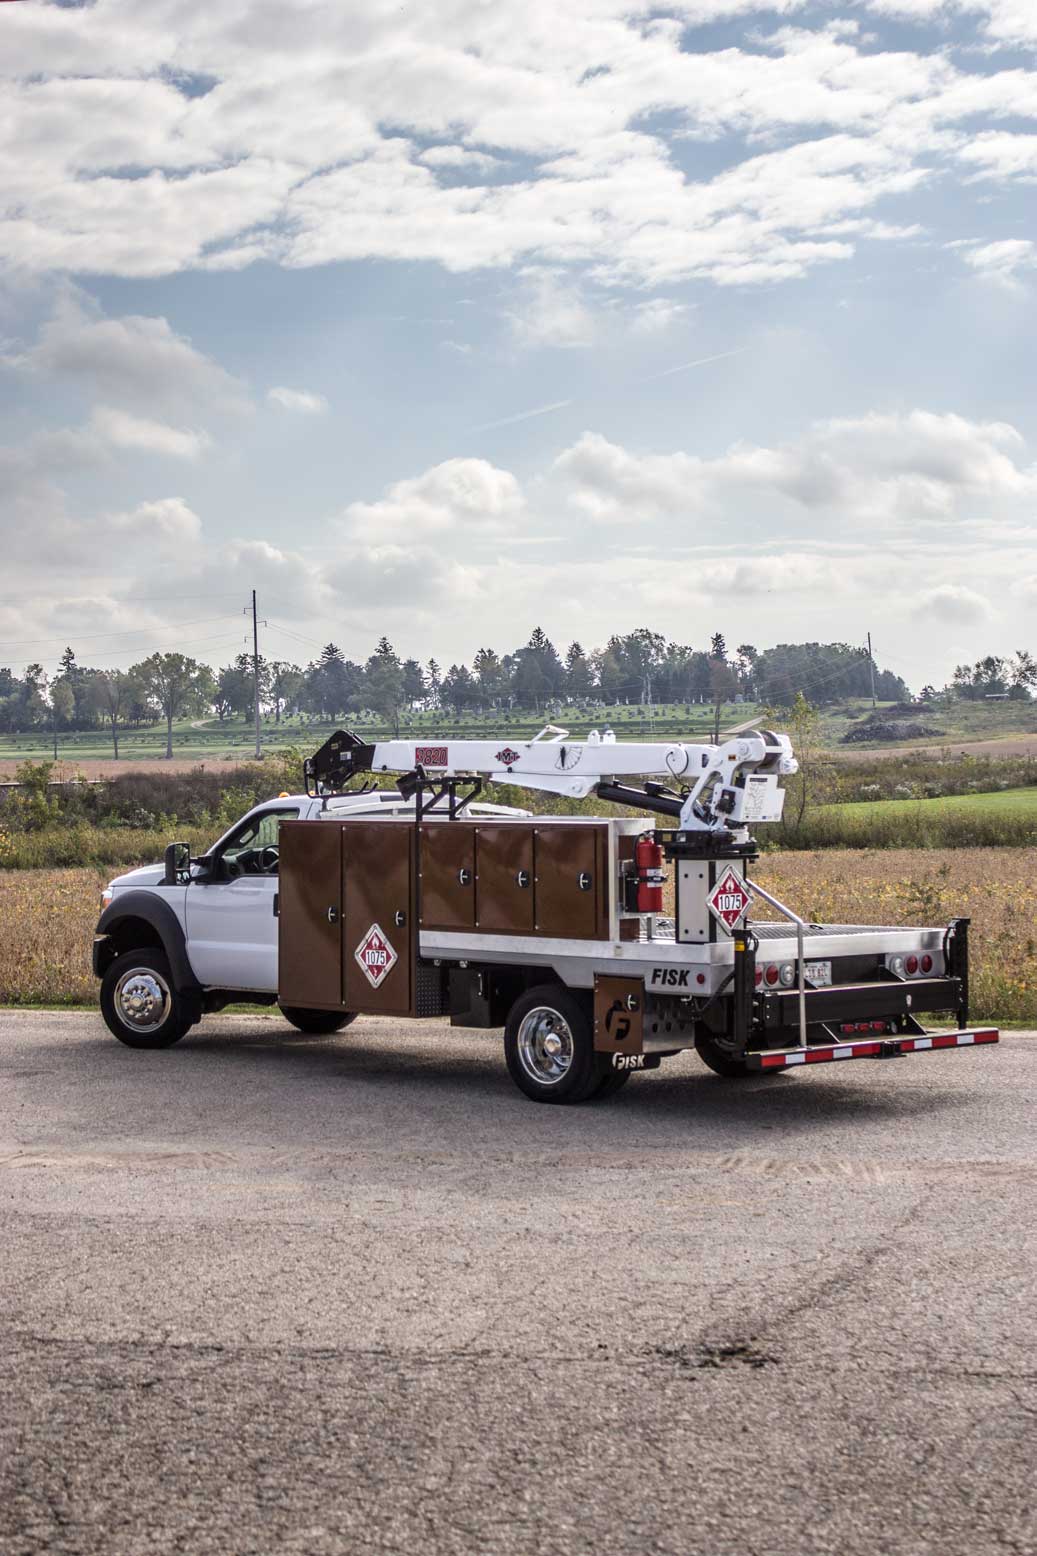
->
xmin=354 ymin=923 xmax=398 ymax=988
xmin=707 ymin=868 xmax=753 ymax=933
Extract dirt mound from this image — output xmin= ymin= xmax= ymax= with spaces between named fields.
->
xmin=842 ymin=719 xmax=944 ymax=744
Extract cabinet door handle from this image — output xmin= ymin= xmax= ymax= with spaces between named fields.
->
xmin=516 ymin=869 xmax=531 ymax=888
xmin=327 ymin=905 xmax=339 ymax=924
xmin=577 ymin=872 xmax=593 ymax=891
xmin=395 ymin=910 xmax=407 ymax=927
xmin=457 ymin=868 xmax=471 ymax=886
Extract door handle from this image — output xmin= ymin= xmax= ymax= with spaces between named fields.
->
xmin=327 ymin=905 xmax=339 ymax=924
xmin=272 ymin=892 xmax=279 ymax=918
xmin=457 ymin=868 xmax=471 ymax=886
xmin=577 ymin=872 xmax=593 ymax=891
xmin=395 ymin=910 xmax=407 ymax=927
xmin=516 ymin=869 xmax=531 ymax=888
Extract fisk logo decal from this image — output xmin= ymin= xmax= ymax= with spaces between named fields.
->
xmin=495 ymin=747 xmax=522 ymax=766
xmin=355 ymin=923 xmax=398 ymax=989
xmin=649 ymin=967 xmax=691 ymax=988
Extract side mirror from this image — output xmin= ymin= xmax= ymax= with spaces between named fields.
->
xmin=163 ymin=841 xmax=191 ymax=886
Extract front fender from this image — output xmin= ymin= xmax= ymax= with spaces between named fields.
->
xmin=93 ymin=890 xmax=202 ymax=996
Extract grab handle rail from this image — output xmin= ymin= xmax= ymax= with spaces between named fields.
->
xmin=747 ymin=881 xmax=809 ymax=1049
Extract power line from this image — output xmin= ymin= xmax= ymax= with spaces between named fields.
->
xmin=0 ymin=613 xmax=241 ymax=652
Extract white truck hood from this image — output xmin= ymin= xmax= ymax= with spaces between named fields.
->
xmin=109 ymin=863 xmax=166 ymax=889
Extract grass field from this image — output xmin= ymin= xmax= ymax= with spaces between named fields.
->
xmin=829 ymin=787 xmax=1037 ymax=820
xmin=786 ymin=785 xmax=1037 ymax=849
xmin=2 ymin=849 xmax=1033 ymax=1021
xmin=821 ymin=698 xmax=1037 ymax=752
xmin=4 ymin=699 xmax=1037 ymax=773
xmin=0 ymin=702 xmax=757 ymax=768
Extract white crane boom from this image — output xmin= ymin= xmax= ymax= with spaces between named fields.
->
xmin=308 ymin=725 xmax=798 ymax=834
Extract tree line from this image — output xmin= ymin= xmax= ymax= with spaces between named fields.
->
xmin=0 ymin=630 xmax=913 ymax=757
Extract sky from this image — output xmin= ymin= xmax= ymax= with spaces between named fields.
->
xmin=1 ymin=0 xmax=1036 ymax=692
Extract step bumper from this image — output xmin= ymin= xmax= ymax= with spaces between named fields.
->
xmin=747 ymin=1028 xmax=999 ymax=1071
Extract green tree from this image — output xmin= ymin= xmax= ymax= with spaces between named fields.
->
xmin=90 ymin=670 xmax=137 ymax=759
xmin=366 ymin=637 xmax=405 ymax=734
xmin=425 ymin=659 xmax=442 ymax=710
xmin=267 ymin=661 xmax=303 ymax=724
xmin=442 ymin=663 xmax=476 ymax=713
xmin=130 ymin=652 xmax=215 ymax=758
xmin=564 ymin=641 xmax=594 ymax=700
xmin=402 ymin=659 xmax=426 ymax=707
xmin=473 ymin=647 xmax=506 ymax=706
xmin=50 ymin=678 xmax=75 ymax=731
xmin=769 ymin=691 xmax=828 ymax=838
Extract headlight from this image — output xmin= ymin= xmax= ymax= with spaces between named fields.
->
xmin=99 ymin=888 xmax=113 ymax=911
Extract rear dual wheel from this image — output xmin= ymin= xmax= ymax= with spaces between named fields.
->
xmin=504 ymin=986 xmax=630 ymax=1104
xmin=280 ymin=1007 xmax=357 ymax=1035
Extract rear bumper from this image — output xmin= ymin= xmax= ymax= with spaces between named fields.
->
xmin=758 ymin=977 xmax=963 ymax=1030
xmin=747 ymin=1027 xmax=999 ymax=1071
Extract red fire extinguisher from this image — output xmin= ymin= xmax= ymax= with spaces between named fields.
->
xmin=635 ymin=833 xmax=665 ymax=914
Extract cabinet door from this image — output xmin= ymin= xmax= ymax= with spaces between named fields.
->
xmin=343 ymin=824 xmax=415 ymax=1014
xmin=278 ymin=822 xmax=342 ymax=1009
xmin=534 ymin=825 xmax=606 ymax=940
xmin=420 ymin=824 xmax=476 ymax=930
xmin=475 ymin=826 xmax=534 ymax=934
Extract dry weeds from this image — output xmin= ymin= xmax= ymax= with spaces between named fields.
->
xmin=1 ymin=850 xmax=1033 ymax=1020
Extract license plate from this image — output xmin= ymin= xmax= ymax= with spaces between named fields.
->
xmin=806 ymin=960 xmax=832 ymax=986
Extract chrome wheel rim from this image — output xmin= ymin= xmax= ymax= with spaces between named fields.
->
xmin=516 ymin=1006 xmax=574 ymax=1086
xmin=114 ymin=968 xmax=171 ymax=1034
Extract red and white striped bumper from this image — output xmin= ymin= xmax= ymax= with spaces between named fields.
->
xmin=748 ymin=1028 xmax=999 ymax=1071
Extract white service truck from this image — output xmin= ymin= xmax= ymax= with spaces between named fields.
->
xmin=93 ymin=727 xmax=997 ymax=1103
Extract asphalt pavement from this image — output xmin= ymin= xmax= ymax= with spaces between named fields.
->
xmin=1 ymin=1009 xmax=1035 ymax=1556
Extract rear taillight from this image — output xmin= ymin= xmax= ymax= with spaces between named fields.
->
xmin=921 ymin=954 xmax=933 ymax=974
xmin=765 ymin=965 xmax=780 ymax=986
xmin=906 ymin=954 xmax=919 ymax=975
xmin=755 ymin=968 xmax=763 ymax=987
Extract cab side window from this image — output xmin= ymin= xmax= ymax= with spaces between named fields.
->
xmin=219 ymin=808 xmax=299 ymax=876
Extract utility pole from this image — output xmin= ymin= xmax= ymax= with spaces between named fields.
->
xmin=867 ymin=632 xmax=877 ymax=708
xmin=251 ymin=589 xmax=262 ymax=759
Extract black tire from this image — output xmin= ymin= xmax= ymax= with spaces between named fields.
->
xmin=100 ymin=948 xmax=195 ymax=1049
xmin=280 ymin=1006 xmax=357 ymax=1036
xmin=504 ymin=985 xmax=620 ymax=1105
xmin=696 ymin=1032 xmax=780 ymax=1078
xmin=591 ymin=1067 xmax=632 ymax=1099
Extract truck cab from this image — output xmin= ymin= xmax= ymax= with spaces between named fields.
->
xmin=93 ymin=789 xmax=529 ymax=1040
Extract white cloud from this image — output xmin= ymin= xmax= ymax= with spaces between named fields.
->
xmin=340 ymin=457 xmax=525 ymax=535
xmin=959 ymin=133 xmax=1037 ymax=184
xmin=961 ymin=238 xmax=1037 ymax=283
xmin=553 ymin=410 xmax=1037 ymax=526
xmin=628 ymin=298 xmax=690 ymax=335
xmin=504 ymin=269 xmax=598 ymax=349
xmin=2 ymin=2 xmax=1035 ymax=289
xmin=917 ymin=583 xmax=991 ymax=622
xmin=107 ymin=497 xmax=203 ymax=547
xmin=9 ymin=293 xmax=248 ymax=417
xmin=268 ymin=386 xmax=329 ymax=414
xmin=91 ymin=406 xmax=210 ymax=459
xmin=419 ymin=146 xmax=503 ymax=173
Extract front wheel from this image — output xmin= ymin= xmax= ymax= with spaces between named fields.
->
xmin=100 ymin=949 xmax=195 ymax=1049
xmin=280 ymin=1006 xmax=357 ymax=1035
xmin=504 ymin=986 xmax=621 ymax=1104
